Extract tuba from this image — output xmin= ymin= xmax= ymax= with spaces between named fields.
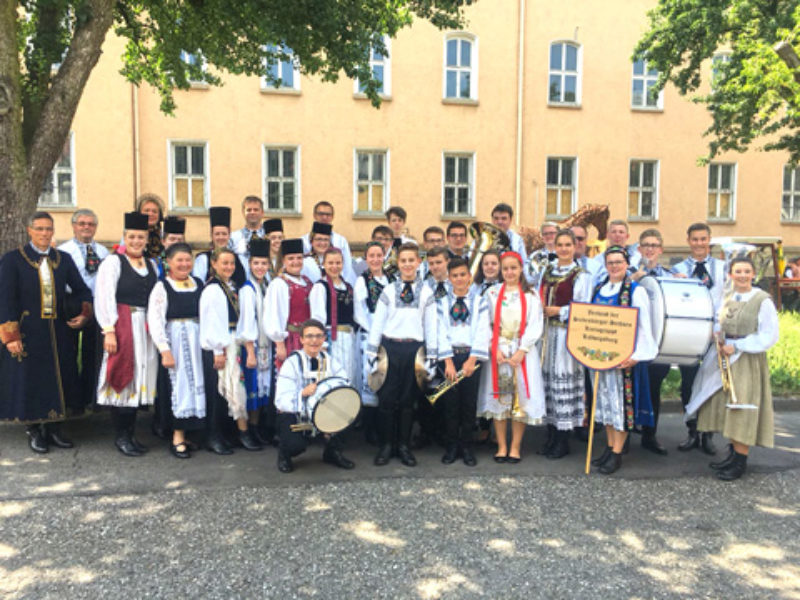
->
xmin=468 ymin=222 xmax=510 ymax=278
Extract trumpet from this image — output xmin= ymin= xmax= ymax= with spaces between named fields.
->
xmin=426 ymin=363 xmax=482 ymax=405
xmin=716 ymin=336 xmax=756 ymax=410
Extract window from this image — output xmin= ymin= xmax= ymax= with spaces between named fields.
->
xmin=354 ymin=150 xmax=388 ymax=214
xmin=631 ymin=59 xmax=662 ymax=109
xmin=263 ymin=146 xmax=299 ymax=213
xmin=169 ymin=142 xmax=208 ymax=210
xmin=444 ymin=34 xmax=477 ymax=101
xmin=261 ymin=44 xmax=300 ymax=91
xmin=545 ymin=157 xmax=577 ymax=217
xmin=711 ymin=53 xmax=731 ymax=91
xmin=707 ymin=163 xmax=736 ymax=220
xmin=549 ymin=42 xmax=581 ymax=105
xmin=629 ymin=160 xmax=658 ymax=219
xmin=38 ymin=132 xmax=75 ymax=207
xmin=782 ymin=165 xmax=800 ymax=222
xmin=442 ymin=153 xmax=474 ymax=216
xmin=355 ymin=38 xmax=391 ymax=97
xmin=180 ymin=51 xmax=206 ymax=86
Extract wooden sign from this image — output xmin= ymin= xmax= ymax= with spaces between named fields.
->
xmin=566 ymin=302 xmax=638 ymax=370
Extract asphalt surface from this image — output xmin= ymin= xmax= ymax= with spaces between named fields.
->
xmin=1 ymin=411 xmax=799 ymax=599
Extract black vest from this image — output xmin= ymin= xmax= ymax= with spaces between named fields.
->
xmin=165 ymin=277 xmax=203 ymax=320
xmin=322 ymin=281 xmax=355 ymax=326
xmin=116 ymin=255 xmax=157 ymax=308
xmin=206 ymin=278 xmax=239 ymax=329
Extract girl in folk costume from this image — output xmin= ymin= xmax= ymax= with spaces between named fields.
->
xmin=192 ymin=206 xmax=247 ymax=288
xmin=353 ymin=242 xmax=395 ymax=444
xmin=200 ymin=248 xmax=262 ymax=454
xmin=477 ymin=251 xmax=545 ymax=463
xmin=685 ymin=257 xmax=779 ymax=481
xmin=265 ymin=238 xmax=313 ymax=366
xmin=301 ymin=222 xmax=332 ymax=283
xmin=95 ymin=212 xmax=159 ymax=457
xmin=239 ymin=239 xmax=272 ymax=445
xmin=147 ymin=243 xmax=206 ymax=459
xmin=471 ymin=249 xmax=502 ymax=297
xmin=589 ymin=246 xmax=657 ymax=475
xmin=263 ymin=218 xmax=284 ymax=281
xmin=538 ymin=229 xmax=593 ymax=459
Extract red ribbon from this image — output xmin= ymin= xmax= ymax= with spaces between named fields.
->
xmin=325 ymin=273 xmax=338 ymax=341
xmin=490 ymin=283 xmax=531 ymax=401
xmin=106 ymin=303 xmax=135 ymax=393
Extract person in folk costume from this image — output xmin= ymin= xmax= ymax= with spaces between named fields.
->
xmin=134 ymin=193 xmax=166 ymax=260
xmin=491 ymin=203 xmax=528 ymax=266
xmin=445 ymin=221 xmax=471 ymax=261
xmin=264 ymin=238 xmax=313 ymax=367
xmin=192 ymin=206 xmax=247 ymax=288
xmin=436 ymin=258 xmax=491 ymax=466
xmin=57 ymin=209 xmax=109 ymax=415
xmin=418 ymin=226 xmax=447 ymax=280
xmin=537 ymin=229 xmax=592 ymax=459
xmin=478 ymin=251 xmax=545 ymax=463
xmin=238 ymin=238 xmax=272 ymax=445
xmin=301 ymin=221 xmax=332 ymax=283
xmin=95 ymin=212 xmax=159 ymax=457
xmin=146 ymin=243 xmax=206 ymax=459
xmin=263 ymin=218 xmax=284 ymax=281
xmin=301 ymin=201 xmax=357 ymax=285
xmin=229 ymin=195 xmax=266 ymax=279
xmin=525 ymin=221 xmax=558 ymax=287
xmin=385 ymin=206 xmax=417 ymax=248
xmin=275 ymin=319 xmax=355 ymax=473
xmin=366 ymin=243 xmax=439 ymax=468
xmin=354 ymin=241 xmax=395 ymax=445
xmin=200 ymin=248 xmax=262 ymax=454
xmin=685 ymin=257 xmax=779 ymax=481
xmin=588 ymin=245 xmax=657 ymax=475
xmin=154 ymin=216 xmax=186 ymax=279
xmin=0 ymin=211 xmax=92 ymax=453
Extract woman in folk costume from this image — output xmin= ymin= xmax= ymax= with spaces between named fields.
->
xmin=192 ymin=206 xmax=247 ymax=288
xmin=353 ymin=241 xmax=395 ymax=444
xmin=200 ymin=248 xmax=262 ymax=454
xmin=135 ymin=193 xmax=166 ymax=260
xmin=147 ymin=243 xmax=206 ymax=459
xmin=301 ymin=222 xmax=332 ymax=282
xmin=477 ymin=251 xmax=545 ymax=463
xmin=589 ymin=245 xmax=657 ymax=475
xmin=239 ymin=238 xmax=272 ymax=445
xmin=95 ymin=212 xmax=159 ymax=457
xmin=263 ymin=218 xmax=284 ymax=280
xmin=264 ymin=238 xmax=313 ymax=367
xmin=538 ymin=229 xmax=593 ymax=459
xmin=685 ymin=257 xmax=779 ymax=481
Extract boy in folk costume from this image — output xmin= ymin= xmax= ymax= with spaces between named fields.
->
xmin=367 ymin=243 xmax=439 ymax=468
xmin=192 ymin=207 xmax=248 ymax=288
xmin=264 ymin=239 xmax=313 ymax=367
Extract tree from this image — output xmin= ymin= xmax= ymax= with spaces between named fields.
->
xmin=0 ymin=0 xmax=469 ymax=253
xmin=634 ymin=0 xmax=800 ymax=164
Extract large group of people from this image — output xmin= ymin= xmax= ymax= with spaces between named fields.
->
xmin=0 ymin=195 xmax=780 ymax=481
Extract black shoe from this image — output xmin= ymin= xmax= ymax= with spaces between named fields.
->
xmin=374 ymin=444 xmax=392 ymax=466
xmin=129 ymin=436 xmax=149 ymax=454
xmin=250 ymin=424 xmax=270 ymax=446
xmin=323 ymin=447 xmax=355 ymax=470
xmin=700 ymin=432 xmax=716 ymax=455
xmin=493 ymin=453 xmax=508 ymax=463
xmin=115 ymin=436 xmax=143 ymax=457
xmin=677 ymin=431 xmax=700 ymax=452
xmin=26 ymin=425 xmax=49 ymax=454
xmin=277 ymin=450 xmax=294 ymax=473
xmin=238 ymin=429 xmax=263 ymax=451
xmin=170 ymin=442 xmax=191 ymax=459
xmin=710 ymin=444 xmax=736 ymax=470
xmin=716 ymin=452 xmax=747 ymax=481
xmin=207 ymin=437 xmax=234 ymax=455
xmin=462 ymin=445 xmax=477 ymax=467
xmin=44 ymin=425 xmax=74 ymax=449
xmin=397 ymin=444 xmax=417 ymax=467
xmin=441 ymin=443 xmax=459 ymax=464
xmin=537 ymin=425 xmax=557 ymax=455
xmin=598 ymin=451 xmax=622 ymax=474
xmin=506 ymin=455 xmax=521 ymax=464
xmin=591 ymin=446 xmax=613 ymax=467
xmin=546 ymin=431 xmax=570 ymax=459
xmin=641 ymin=435 xmax=668 ymax=456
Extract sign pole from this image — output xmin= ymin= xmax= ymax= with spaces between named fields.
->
xmin=584 ymin=370 xmax=600 ymax=475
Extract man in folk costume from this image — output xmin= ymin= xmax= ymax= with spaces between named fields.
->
xmin=193 ymin=206 xmax=248 ymax=288
xmin=301 ymin=201 xmax=357 ymax=285
xmin=0 ymin=212 xmax=92 ymax=453
xmin=58 ymin=208 xmax=109 ymax=415
xmin=490 ymin=203 xmax=527 ymax=264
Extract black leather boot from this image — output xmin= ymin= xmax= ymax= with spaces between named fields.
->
xmin=26 ymin=425 xmax=49 ymax=454
xmin=207 ymin=436 xmax=234 ymax=455
xmin=700 ymin=432 xmax=717 ymax=455
xmin=323 ymin=444 xmax=355 ymax=469
xmin=710 ymin=444 xmax=735 ymax=470
xmin=238 ymin=428 xmax=263 ymax=451
xmin=677 ymin=421 xmax=700 ymax=452
xmin=461 ymin=444 xmax=477 ymax=467
xmin=441 ymin=443 xmax=459 ymax=464
xmin=396 ymin=444 xmax=417 ymax=467
xmin=44 ymin=423 xmax=74 ymax=449
xmin=598 ymin=451 xmax=622 ymax=474
xmin=716 ymin=451 xmax=747 ymax=481
xmin=277 ymin=449 xmax=294 ymax=473
xmin=115 ymin=432 xmax=143 ymax=457
xmin=128 ymin=422 xmax=148 ymax=454
xmin=537 ymin=424 xmax=557 ymax=455
xmin=591 ymin=445 xmax=613 ymax=467
xmin=546 ymin=430 xmax=570 ymax=459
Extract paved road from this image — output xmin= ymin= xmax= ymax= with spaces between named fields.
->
xmin=1 ymin=412 xmax=799 ymax=599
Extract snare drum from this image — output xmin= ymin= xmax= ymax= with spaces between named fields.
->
xmin=638 ymin=276 xmax=714 ymax=365
xmin=304 ymin=376 xmax=362 ymax=434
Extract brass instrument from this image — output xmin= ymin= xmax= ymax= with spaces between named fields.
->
xmin=468 ymin=222 xmax=510 ymax=278
xmin=716 ymin=336 xmax=757 ymax=410
xmin=426 ymin=363 xmax=482 ymax=405
xmin=384 ymin=245 xmax=399 ymax=278
xmin=511 ymin=383 xmax=525 ymax=419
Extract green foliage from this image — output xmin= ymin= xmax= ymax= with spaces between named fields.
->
xmin=635 ymin=0 xmax=800 ymax=163
xmin=768 ymin=310 xmax=800 ymax=394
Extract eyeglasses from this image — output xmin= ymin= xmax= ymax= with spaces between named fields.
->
xmin=448 ymin=233 xmax=467 ymax=238
xmin=574 ymin=236 xmax=586 ymax=241
xmin=75 ymin=221 xmax=97 ymax=227
xmin=315 ymin=212 xmax=334 ymax=218
xmin=542 ymin=230 xmax=557 ymax=236
xmin=640 ymin=243 xmax=662 ymax=249
xmin=302 ymin=333 xmax=325 ymax=340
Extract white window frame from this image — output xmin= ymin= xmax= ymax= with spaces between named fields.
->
xmin=261 ymin=145 xmax=301 ymax=214
xmin=711 ymin=52 xmax=731 ymax=92
xmin=628 ymin=159 xmax=659 ymax=220
xmin=168 ymin=140 xmax=210 ymax=211
xmin=548 ymin=40 xmax=582 ymax=106
xmin=707 ymin=162 xmax=737 ymax=221
xmin=261 ymin=44 xmax=301 ymax=93
xmin=353 ymin=149 xmax=390 ymax=216
xmin=782 ymin=165 xmax=800 ymax=223
xmin=38 ymin=131 xmax=76 ymax=208
xmin=631 ymin=59 xmax=663 ymax=110
xmin=179 ymin=50 xmax=208 ymax=87
xmin=354 ymin=37 xmax=391 ymax=98
xmin=442 ymin=33 xmax=478 ymax=102
xmin=545 ymin=156 xmax=578 ymax=218
xmin=441 ymin=152 xmax=476 ymax=217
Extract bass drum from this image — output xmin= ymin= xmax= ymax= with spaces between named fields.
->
xmin=638 ymin=276 xmax=714 ymax=365
xmin=306 ymin=376 xmax=362 ymax=434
